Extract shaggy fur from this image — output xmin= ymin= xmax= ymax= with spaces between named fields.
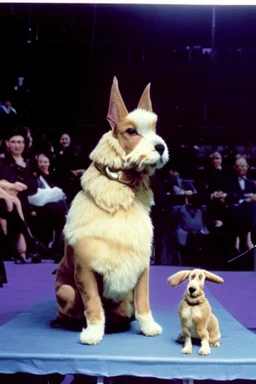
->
xmin=168 ymin=269 xmax=224 ymax=355
xmin=53 ymin=77 xmax=169 ymax=345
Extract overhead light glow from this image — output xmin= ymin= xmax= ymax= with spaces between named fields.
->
xmin=2 ymin=0 xmax=256 ymax=5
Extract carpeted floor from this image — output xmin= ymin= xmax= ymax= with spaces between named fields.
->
xmin=1 ymin=262 xmax=256 ymax=384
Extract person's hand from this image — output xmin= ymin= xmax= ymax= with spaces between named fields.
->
xmin=245 ymin=193 xmax=256 ymax=202
xmin=184 ymin=190 xmax=193 ymax=196
xmin=211 ymin=190 xmax=227 ymax=200
xmin=214 ymin=220 xmax=223 ymax=228
xmin=0 ymin=187 xmax=19 ymax=211
xmin=0 ymin=180 xmax=27 ymax=194
xmin=0 ymin=180 xmax=13 ymax=190
xmin=14 ymin=182 xmax=27 ymax=192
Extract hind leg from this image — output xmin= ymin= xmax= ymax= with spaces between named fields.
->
xmin=208 ymin=314 xmax=221 ymax=348
xmin=50 ymin=283 xmax=84 ymax=330
xmin=56 ymin=283 xmax=83 ymax=319
xmin=209 ymin=330 xmax=221 ymax=348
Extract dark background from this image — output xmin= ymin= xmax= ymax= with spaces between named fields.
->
xmin=1 ymin=4 xmax=256 ymax=150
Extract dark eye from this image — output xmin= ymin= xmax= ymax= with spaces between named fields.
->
xmin=191 ymin=275 xmax=195 ymax=280
xmin=126 ymin=128 xmax=137 ymax=136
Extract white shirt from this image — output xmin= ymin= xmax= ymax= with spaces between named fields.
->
xmin=238 ymin=176 xmax=246 ymax=191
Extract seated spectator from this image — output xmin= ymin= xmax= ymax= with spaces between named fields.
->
xmin=0 ymin=127 xmax=38 ymax=220
xmin=32 ymin=131 xmax=55 ymax=161
xmin=205 ymin=152 xmax=228 ymax=192
xmin=222 ymin=156 xmax=256 ymax=252
xmin=0 ymin=180 xmax=40 ymax=264
xmin=174 ymin=194 xmax=209 ymax=266
xmin=195 ymin=151 xmax=230 ymax=199
xmin=206 ymin=191 xmax=233 ymax=268
xmin=166 ymin=166 xmax=195 ymax=197
xmin=31 ymin=153 xmax=67 ymax=255
xmin=0 ymin=128 xmax=64 ymax=262
xmin=54 ymin=133 xmax=88 ymax=204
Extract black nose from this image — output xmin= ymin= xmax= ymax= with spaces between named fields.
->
xmin=155 ymin=144 xmax=165 ymax=156
xmin=189 ymin=287 xmax=196 ymax=294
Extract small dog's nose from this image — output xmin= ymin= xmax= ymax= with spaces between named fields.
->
xmin=155 ymin=144 xmax=165 ymax=156
xmin=189 ymin=287 xmax=196 ymax=294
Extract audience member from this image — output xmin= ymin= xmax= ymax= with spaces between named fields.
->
xmin=31 ymin=153 xmax=67 ymax=256
xmin=224 ymin=156 xmax=256 ymax=251
xmin=0 ymin=95 xmax=18 ymax=138
xmin=173 ymin=194 xmax=209 ymax=266
xmin=54 ymin=133 xmax=88 ymax=204
xmin=204 ymin=152 xmax=228 ymax=193
xmin=0 ymin=180 xmax=40 ymax=264
xmin=0 ymin=128 xmax=61 ymax=262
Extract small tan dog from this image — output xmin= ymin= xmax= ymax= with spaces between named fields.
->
xmin=52 ymin=77 xmax=169 ymax=345
xmin=168 ymin=269 xmax=224 ymax=356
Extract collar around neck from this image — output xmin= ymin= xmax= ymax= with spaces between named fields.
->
xmin=94 ymin=163 xmax=143 ymax=189
xmin=184 ymin=292 xmax=205 ymax=306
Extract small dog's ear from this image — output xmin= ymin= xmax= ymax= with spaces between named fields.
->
xmin=137 ymin=83 xmax=153 ymax=112
xmin=167 ymin=270 xmax=191 ymax=287
xmin=106 ymin=77 xmax=128 ymax=131
xmin=203 ymin=270 xmax=224 ymax=284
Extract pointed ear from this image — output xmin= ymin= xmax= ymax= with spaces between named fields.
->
xmin=167 ymin=270 xmax=191 ymax=287
xmin=203 ymin=270 xmax=224 ymax=284
xmin=106 ymin=77 xmax=128 ymax=131
xmin=137 ymin=83 xmax=153 ymax=112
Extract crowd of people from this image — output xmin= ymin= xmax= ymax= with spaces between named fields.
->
xmin=1 ymin=94 xmax=256 ymax=288
xmin=0 ymin=96 xmax=90 ymax=287
xmin=153 ymin=145 xmax=256 ymax=269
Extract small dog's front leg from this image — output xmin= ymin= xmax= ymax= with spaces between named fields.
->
xmin=181 ymin=326 xmax=192 ymax=354
xmin=75 ymin=266 xmax=105 ymax=345
xmin=196 ymin=325 xmax=210 ymax=355
xmin=134 ymin=268 xmax=162 ymax=336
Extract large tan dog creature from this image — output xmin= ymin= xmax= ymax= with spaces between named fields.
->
xmin=52 ymin=77 xmax=169 ymax=345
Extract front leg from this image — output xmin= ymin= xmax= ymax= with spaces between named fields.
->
xmin=134 ymin=267 xmax=162 ymax=336
xmin=196 ymin=325 xmax=210 ymax=356
xmin=74 ymin=258 xmax=105 ymax=345
xmin=181 ymin=325 xmax=192 ymax=354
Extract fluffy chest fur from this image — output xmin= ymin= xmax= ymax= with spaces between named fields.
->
xmin=63 ymin=164 xmax=154 ymax=302
xmin=96 ymin=254 xmax=146 ymax=301
xmin=179 ymin=303 xmax=203 ymax=339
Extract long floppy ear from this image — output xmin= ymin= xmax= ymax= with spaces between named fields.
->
xmin=203 ymin=270 xmax=224 ymax=284
xmin=167 ymin=270 xmax=191 ymax=287
xmin=137 ymin=83 xmax=153 ymax=112
xmin=106 ymin=77 xmax=128 ymax=131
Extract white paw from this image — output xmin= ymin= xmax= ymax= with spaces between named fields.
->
xmin=141 ymin=321 xmax=163 ymax=336
xmin=136 ymin=312 xmax=162 ymax=336
xmin=210 ymin=341 xmax=220 ymax=348
xmin=79 ymin=325 xmax=104 ymax=345
xmin=181 ymin=346 xmax=192 ymax=354
xmin=198 ymin=346 xmax=210 ymax=355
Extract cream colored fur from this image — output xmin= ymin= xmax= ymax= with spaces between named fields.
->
xmin=55 ymin=77 xmax=169 ymax=345
xmin=168 ymin=269 xmax=224 ymax=356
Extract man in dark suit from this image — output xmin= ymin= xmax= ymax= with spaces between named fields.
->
xmin=224 ymin=156 xmax=256 ymax=251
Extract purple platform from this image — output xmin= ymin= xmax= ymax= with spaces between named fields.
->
xmin=0 ymin=262 xmax=256 ymax=383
